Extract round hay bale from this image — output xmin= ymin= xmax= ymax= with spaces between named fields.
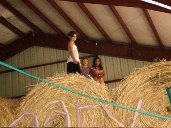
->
xmin=0 ymin=97 xmax=21 ymax=127
xmin=112 ymin=60 xmax=171 ymax=127
xmin=14 ymin=73 xmax=117 ymax=127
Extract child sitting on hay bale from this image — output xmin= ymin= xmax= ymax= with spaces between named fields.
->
xmin=92 ymin=57 xmax=105 ymax=85
xmin=80 ymin=58 xmax=92 ymax=79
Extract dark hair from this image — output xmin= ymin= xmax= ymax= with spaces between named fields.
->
xmin=68 ymin=31 xmax=76 ymax=37
xmin=92 ymin=57 xmax=103 ymax=70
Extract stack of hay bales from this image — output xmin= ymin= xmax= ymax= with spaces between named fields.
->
xmin=0 ymin=98 xmax=21 ymax=127
xmin=112 ymin=60 xmax=171 ymax=127
xmin=14 ymin=73 xmax=117 ymax=127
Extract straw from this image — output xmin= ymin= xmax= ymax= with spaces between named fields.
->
xmin=112 ymin=60 xmax=171 ymax=127
xmin=0 ymin=98 xmax=21 ymax=127
xmin=15 ymin=73 xmax=117 ymax=127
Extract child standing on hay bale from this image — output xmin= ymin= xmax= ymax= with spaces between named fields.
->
xmin=92 ymin=57 xmax=105 ymax=85
xmin=80 ymin=58 xmax=92 ymax=78
xmin=67 ymin=31 xmax=81 ymax=74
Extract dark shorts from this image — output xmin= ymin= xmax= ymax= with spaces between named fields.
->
xmin=67 ymin=62 xmax=81 ymax=74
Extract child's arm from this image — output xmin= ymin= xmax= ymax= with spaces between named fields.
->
xmin=98 ymin=69 xmax=105 ymax=78
xmin=91 ymin=68 xmax=98 ymax=77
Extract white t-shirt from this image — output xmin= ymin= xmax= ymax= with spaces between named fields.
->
xmin=67 ymin=44 xmax=80 ymax=63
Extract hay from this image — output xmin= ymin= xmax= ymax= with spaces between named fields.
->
xmin=112 ymin=60 xmax=171 ymax=127
xmin=0 ymin=97 xmax=21 ymax=127
xmin=14 ymin=73 xmax=117 ymax=127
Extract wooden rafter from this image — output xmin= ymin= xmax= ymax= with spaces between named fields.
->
xmin=0 ymin=0 xmax=42 ymax=33
xmin=22 ymin=0 xmax=64 ymax=35
xmin=109 ymin=5 xmax=137 ymax=45
xmin=105 ymin=78 xmax=122 ymax=83
xmin=143 ymin=9 xmax=164 ymax=48
xmin=1 ymin=33 xmax=171 ymax=62
xmin=0 ymin=43 xmax=4 ymax=60
xmin=0 ymin=16 xmax=24 ymax=36
xmin=35 ymin=34 xmax=171 ymax=61
xmin=154 ymin=0 xmax=171 ymax=6
xmin=0 ymin=32 xmax=34 ymax=61
xmin=0 ymin=43 xmax=4 ymax=47
xmin=59 ymin=0 xmax=171 ymax=14
xmin=77 ymin=2 xmax=112 ymax=41
xmin=47 ymin=0 xmax=88 ymax=39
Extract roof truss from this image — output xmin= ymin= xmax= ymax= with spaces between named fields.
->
xmin=47 ymin=0 xmax=88 ymax=39
xmin=109 ymin=5 xmax=137 ymax=45
xmin=22 ymin=0 xmax=64 ymax=35
xmin=59 ymin=0 xmax=171 ymax=14
xmin=77 ymin=2 xmax=112 ymax=41
xmin=143 ymin=9 xmax=164 ymax=49
xmin=1 ymin=33 xmax=171 ymax=62
xmin=0 ymin=0 xmax=42 ymax=33
xmin=0 ymin=0 xmax=171 ymax=62
xmin=0 ymin=16 xmax=24 ymax=36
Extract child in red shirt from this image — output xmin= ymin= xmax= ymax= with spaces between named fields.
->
xmin=92 ymin=57 xmax=105 ymax=84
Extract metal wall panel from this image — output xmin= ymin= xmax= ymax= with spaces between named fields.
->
xmin=0 ymin=46 xmax=152 ymax=98
xmin=0 ymin=46 xmax=90 ymax=97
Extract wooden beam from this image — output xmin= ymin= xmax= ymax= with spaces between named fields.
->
xmin=77 ymin=2 xmax=112 ymax=41
xmin=0 ymin=16 xmax=24 ymax=36
xmin=22 ymin=0 xmax=64 ymax=35
xmin=143 ymin=9 xmax=164 ymax=49
xmin=105 ymin=78 xmax=122 ymax=83
xmin=35 ymin=33 xmax=171 ymax=62
xmin=0 ymin=32 xmax=34 ymax=61
xmin=47 ymin=0 xmax=87 ymax=39
xmin=153 ymin=0 xmax=171 ymax=6
xmin=1 ymin=33 xmax=171 ymax=62
xmin=0 ymin=55 xmax=95 ymax=74
xmin=0 ymin=0 xmax=42 ymax=33
xmin=109 ymin=5 xmax=137 ymax=45
xmin=58 ymin=0 xmax=171 ymax=14
xmin=0 ymin=43 xmax=4 ymax=60
xmin=0 ymin=43 xmax=4 ymax=47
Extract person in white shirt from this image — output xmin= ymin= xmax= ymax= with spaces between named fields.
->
xmin=67 ymin=31 xmax=81 ymax=74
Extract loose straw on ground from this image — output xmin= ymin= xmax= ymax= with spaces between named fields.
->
xmin=0 ymin=98 xmax=21 ymax=127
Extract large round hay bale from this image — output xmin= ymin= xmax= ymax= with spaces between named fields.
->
xmin=0 ymin=97 xmax=21 ymax=127
xmin=112 ymin=60 xmax=171 ymax=127
xmin=14 ymin=73 xmax=117 ymax=127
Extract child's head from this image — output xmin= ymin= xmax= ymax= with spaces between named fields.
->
xmin=82 ymin=58 xmax=89 ymax=67
xmin=92 ymin=57 xmax=103 ymax=70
